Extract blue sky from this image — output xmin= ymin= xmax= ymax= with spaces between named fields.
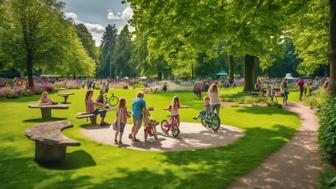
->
xmin=62 ymin=0 xmax=133 ymax=46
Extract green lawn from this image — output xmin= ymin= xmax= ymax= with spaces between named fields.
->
xmin=0 ymin=88 xmax=300 ymax=189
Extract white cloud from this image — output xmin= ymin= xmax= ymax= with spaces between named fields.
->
xmin=107 ymin=9 xmax=122 ymax=20
xmin=121 ymin=7 xmax=133 ymax=20
xmin=83 ymin=23 xmax=105 ymax=46
xmin=107 ymin=7 xmax=133 ymax=20
xmin=64 ymin=12 xmax=78 ymax=21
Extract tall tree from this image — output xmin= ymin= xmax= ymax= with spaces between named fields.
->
xmin=228 ymin=55 xmax=234 ymax=84
xmin=75 ymin=23 xmax=98 ymax=62
xmin=98 ymin=24 xmax=118 ymax=78
xmin=113 ymin=25 xmax=135 ymax=77
xmin=1 ymin=0 xmax=69 ymax=87
xmin=329 ymin=0 xmax=336 ymax=94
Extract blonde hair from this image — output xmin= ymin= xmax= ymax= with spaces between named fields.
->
xmin=209 ymin=84 xmax=218 ymax=93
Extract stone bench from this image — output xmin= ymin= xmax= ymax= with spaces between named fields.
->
xmin=57 ymin=93 xmax=74 ymax=103
xmin=28 ymin=104 xmax=69 ymax=120
xmin=25 ymin=121 xmax=80 ymax=165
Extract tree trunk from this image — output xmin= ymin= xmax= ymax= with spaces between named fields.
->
xmin=157 ymin=70 xmax=162 ymax=80
xmin=191 ymin=63 xmax=194 ymax=80
xmin=27 ymin=51 xmax=34 ymax=88
xmin=228 ymin=55 xmax=234 ymax=84
xmin=328 ymin=0 xmax=336 ymax=95
xmin=244 ymin=55 xmax=256 ymax=92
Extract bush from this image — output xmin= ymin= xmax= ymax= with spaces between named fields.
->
xmin=0 ymin=87 xmax=18 ymax=98
xmin=318 ymin=96 xmax=336 ymax=164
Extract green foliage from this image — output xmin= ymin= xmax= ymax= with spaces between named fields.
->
xmin=98 ymin=24 xmax=118 ymax=78
xmin=285 ymin=0 xmax=329 ymax=75
xmin=113 ymin=25 xmax=136 ymax=77
xmin=0 ymin=0 xmax=96 ymax=84
xmin=318 ymin=96 xmax=336 ymax=164
xmin=75 ymin=23 xmax=99 ymax=63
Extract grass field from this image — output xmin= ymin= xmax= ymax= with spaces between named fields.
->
xmin=0 ymin=88 xmax=300 ymax=189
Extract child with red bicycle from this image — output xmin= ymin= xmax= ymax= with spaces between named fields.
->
xmin=161 ymin=96 xmax=189 ymax=137
xmin=164 ymin=96 xmax=189 ymax=126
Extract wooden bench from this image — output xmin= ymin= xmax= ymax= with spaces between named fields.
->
xmin=25 ymin=121 xmax=80 ymax=165
xmin=28 ymin=104 xmax=69 ymax=120
xmin=76 ymin=108 xmax=115 ymax=124
xmin=57 ymin=93 xmax=74 ymax=103
xmin=76 ymin=112 xmax=97 ymax=124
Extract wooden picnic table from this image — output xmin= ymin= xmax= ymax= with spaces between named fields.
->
xmin=57 ymin=92 xmax=74 ymax=103
xmin=28 ymin=104 xmax=69 ymax=120
xmin=25 ymin=121 xmax=80 ymax=165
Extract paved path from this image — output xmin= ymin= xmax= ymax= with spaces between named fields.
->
xmin=229 ymin=103 xmax=322 ymax=189
xmin=80 ymin=122 xmax=244 ymax=152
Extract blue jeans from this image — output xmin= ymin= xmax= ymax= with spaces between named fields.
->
xmin=283 ymin=92 xmax=289 ymax=103
xmin=93 ymin=109 xmax=106 ymax=118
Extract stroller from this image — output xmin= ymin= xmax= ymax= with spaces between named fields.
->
xmin=143 ymin=107 xmax=159 ymax=142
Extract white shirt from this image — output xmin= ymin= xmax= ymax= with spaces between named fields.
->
xmin=208 ymin=91 xmax=220 ymax=105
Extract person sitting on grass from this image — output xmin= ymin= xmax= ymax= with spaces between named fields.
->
xmin=164 ymin=96 xmax=189 ymax=127
xmin=114 ymin=98 xmax=131 ymax=145
xmin=40 ymin=91 xmax=56 ymax=105
xmin=85 ymin=90 xmax=109 ymax=126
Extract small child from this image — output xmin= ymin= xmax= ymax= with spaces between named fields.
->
xmin=115 ymin=98 xmax=131 ymax=145
xmin=165 ymin=96 xmax=188 ymax=126
xmin=40 ymin=91 xmax=53 ymax=105
xmin=202 ymin=96 xmax=210 ymax=116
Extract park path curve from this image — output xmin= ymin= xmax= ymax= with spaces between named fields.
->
xmin=80 ymin=122 xmax=244 ymax=152
xmin=229 ymin=102 xmax=323 ymax=189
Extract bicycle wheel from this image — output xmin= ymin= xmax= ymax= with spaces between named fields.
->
xmin=210 ymin=114 xmax=220 ymax=132
xmin=144 ymin=128 xmax=148 ymax=142
xmin=171 ymin=123 xmax=180 ymax=137
xmin=160 ymin=120 xmax=169 ymax=134
xmin=153 ymin=126 xmax=158 ymax=140
xmin=201 ymin=117 xmax=208 ymax=127
xmin=109 ymin=95 xmax=119 ymax=106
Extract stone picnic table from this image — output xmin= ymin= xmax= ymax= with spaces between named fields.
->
xmin=76 ymin=107 xmax=115 ymax=124
xmin=28 ymin=104 xmax=69 ymax=120
xmin=25 ymin=121 xmax=80 ymax=165
xmin=57 ymin=92 xmax=74 ymax=103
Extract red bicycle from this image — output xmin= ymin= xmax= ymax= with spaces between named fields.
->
xmin=161 ymin=115 xmax=180 ymax=137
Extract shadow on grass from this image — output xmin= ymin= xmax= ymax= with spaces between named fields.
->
xmin=0 ymin=124 xmax=297 ymax=189
xmin=22 ymin=117 xmax=67 ymax=123
xmin=236 ymin=106 xmax=294 ymax=115
xmin=43 ymin=150 xmax=96 ymax=170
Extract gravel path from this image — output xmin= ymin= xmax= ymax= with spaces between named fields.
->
xmin=229 ymin=103 xmax=322 ymax=189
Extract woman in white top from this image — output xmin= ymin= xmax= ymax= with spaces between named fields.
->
xmin=207 ymin=83 xmax=221 ymax=115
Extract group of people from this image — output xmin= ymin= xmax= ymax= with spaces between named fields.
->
xmin=257 ymin=77 xmax=322 ymax=105
xmin=80 ymin=82 xmax=222 ymax=145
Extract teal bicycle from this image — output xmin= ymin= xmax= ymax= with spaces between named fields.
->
xmin=194 ymin=111 xmax=220 ymax=132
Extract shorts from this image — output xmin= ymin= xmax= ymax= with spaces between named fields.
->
xmin=133 ymin=117 xmax=143 ymax=129
xmin=119 ymin=123 xmax=126 ymax=133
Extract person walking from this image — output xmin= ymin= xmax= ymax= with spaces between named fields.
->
xmin=129 ymin=91 xmax=147 ymax=142
xmin=207 ymin=83 xmax=221 ymax=115
xmin=297 ymin=78 xmax=305 ymax=101
xmin=281 ymin=77 xmax=289 ymax=105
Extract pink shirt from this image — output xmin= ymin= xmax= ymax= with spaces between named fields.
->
xmin=86 ymin=98 xmax=95 ymax=113
xmin=40 ymin=96 xmax=51 ymax=104
xmin=117 ymin=107 xmax=128 ymax=124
